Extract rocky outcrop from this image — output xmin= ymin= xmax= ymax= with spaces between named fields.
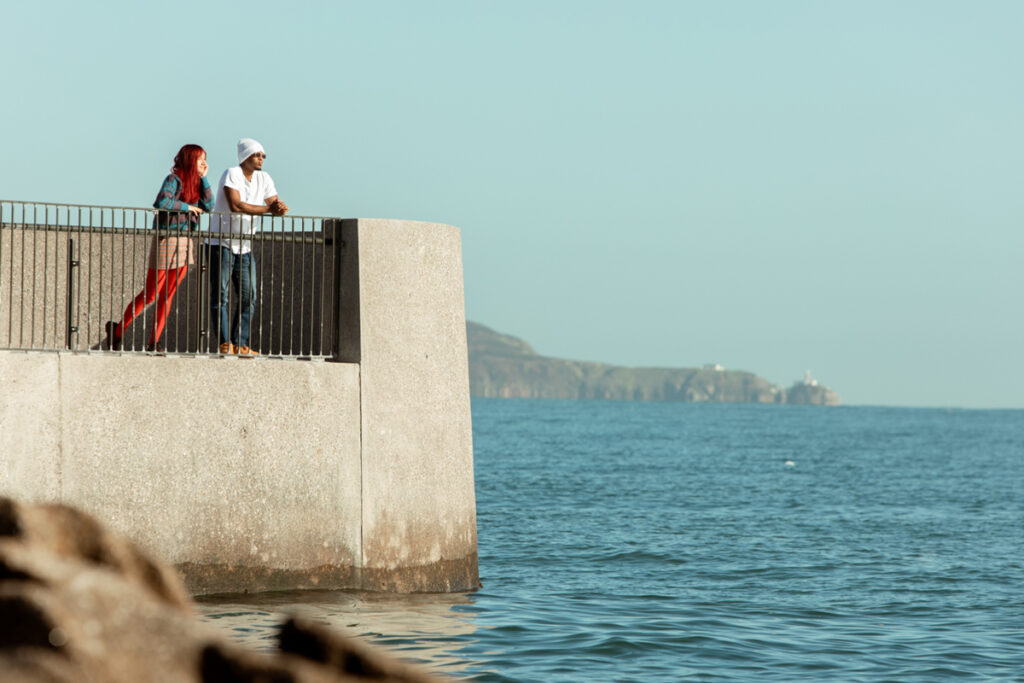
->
xmin=784 ymin=382 xmax=841 ymax=406
xmin=0 ymin=497 xmax=442 ymax=683
xmin=467 ymin=322 xmax=840 ymax=405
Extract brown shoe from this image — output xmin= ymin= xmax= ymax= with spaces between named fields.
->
xmin=219 ymin=342 xmax=237 ymax=355
xmin=237 ymin=346 xmax=259 ymax=357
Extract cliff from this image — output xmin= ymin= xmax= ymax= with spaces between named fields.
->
xmin=467 ymin=322 xmax=840 ymax=406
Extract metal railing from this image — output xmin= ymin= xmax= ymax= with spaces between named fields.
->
xmin=0 ymin=200 xmax=344 ymax=360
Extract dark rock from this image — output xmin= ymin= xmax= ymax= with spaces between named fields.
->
xmin=0 ymin=497 xmax=444 ymax=683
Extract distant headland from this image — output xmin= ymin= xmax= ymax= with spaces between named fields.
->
xmin=467 ymin=322 xmax=840 ymax=406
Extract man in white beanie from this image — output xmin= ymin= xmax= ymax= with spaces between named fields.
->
xmin=206 ymin=138 xmax=289 ymax=356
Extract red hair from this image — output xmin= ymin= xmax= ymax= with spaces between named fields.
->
xmin=172 ymin=144 xmax=205 ymax=204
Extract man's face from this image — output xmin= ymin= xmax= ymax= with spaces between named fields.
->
xmin=249 ymin=152 xmax=266 ymax=170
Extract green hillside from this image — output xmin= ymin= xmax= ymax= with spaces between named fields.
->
xmin=467 ymin=322 xmax=840 ymax=405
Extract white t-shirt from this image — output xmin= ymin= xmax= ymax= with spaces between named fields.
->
xmin=207 ymin=166 xmax=278 ymax=254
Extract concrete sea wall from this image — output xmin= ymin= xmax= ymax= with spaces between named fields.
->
xmin=0 ymin=218 xmax=478 ymax=595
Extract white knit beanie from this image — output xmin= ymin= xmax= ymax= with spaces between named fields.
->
xmin=237 ymin=138 xmax=265 ymax=164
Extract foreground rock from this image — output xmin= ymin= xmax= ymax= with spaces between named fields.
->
xmin=0 ymin=497 xmax=442 ymax=683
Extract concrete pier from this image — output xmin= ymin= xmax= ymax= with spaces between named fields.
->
xmin=0 ymin=218 xmax=478 ymax=594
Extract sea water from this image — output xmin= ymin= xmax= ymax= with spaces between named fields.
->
xmin=198 ymin=399 xmax=1024 ymax=681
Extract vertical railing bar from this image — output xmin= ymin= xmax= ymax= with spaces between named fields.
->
xmin=77 ymin=207 xmax=84 ymax=351
xmin=316 ymin=220 xmax=323 ymax=356
xmin=133 ymin=209 xmax=142 ymax=353
xmin=299 ymin=217 xmax=308 ymax=356
xmin=66 ymin=235 xmax=75 ymax=350
xmin=292 ymin=220 xmax=299 ymax=355
xmin=61 ymin=205 xmax=68 ymax=349
xmin=150 ymin=211 xmax=160 ymax=353
xmin=82 ymin=207 xmax=90 ymax=352
xmin=110 ymin=209 xmax=118 ymax=352
xmin=51 ymin=207 xmax=59 ymax=349
xmin=305 ymin=219 xmax=313 ymax=356
xmin=319 ymin=219 xmax=328 ymax=358
xmin=173 ymin=214 xmax=180 ymax=354
xmin=6 ymin=202 xmax=13 ymax=346
xmin=279 ymin=219 xmax=287 ymax=356
xmin=122 ymin=210 xmax=131 ymax=352
xmin=181 ymin=217 xmax=188 ymax=354
xmin=234 ymin=215 xmax=240 ymax=354
xmin=81 ymin=208 xmax=91 ymax=352
xmin=266 ymin=215 xmax=274 ymax=355
xmin=141 ymin=211 xmax=150 ymax=353
xmin=188 ymin=213 xmax=197 ymax=354
xmin=0 ymin=202 xmax=5 ymax=348
xmin=6 ymin=202 xmax=14 ymax=348
xmin=71 ymin=207 xmax=79 ymax=352
xmin=99 ymin=209 xmax=108 ymax=353
xmin=70 ymin=208 xmax=78 ymax=350
xmin=237 ymin=215 xmax=243 ymax=354
xmin=133 ymin=210 xmax=141 ymax=353
xmin=150 ymin=208 xmax=156 ymax=353
xmin=124 ymin=210 xmax=133 ymax=353
xmin=252 ymin=213 xmax=258 ymax=355
xmin=25 ymin=203 xmax=32 ymax=349
xmin=44 ymin=204 xmax=50 ymax=349
xmin=284 ymin=218 xmax=292 ymax=358
xmin=67 ymin=206 xmax=80 ymax=352
xmin=307 ymin=224 xmax=313 ymax=357
xmin=184 ymin=213 xmax=189 ymax=354
xmin=249 ymin=215 xmax=256 ymax=355
xmin=195 ymin=213 xmax=204 ymax=354
xmin=174 ymin=212 xmax=180 ymax=354
xmin=195 ymin=215 xmax=202 ymax=354
xmin=31 ymin=205 xmax=42 ymax=350
xmin=17 ymin=204 xmax=27 ymax=348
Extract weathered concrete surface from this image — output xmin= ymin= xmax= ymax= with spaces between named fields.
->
xmin=0 ymin=352 xmax=362 ymax=594
xmin=0 ymin=497 xmax=444 ymax=682
xmin=338 ymin=220 xmax=478 ymax=592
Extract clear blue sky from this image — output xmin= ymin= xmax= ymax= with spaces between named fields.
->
xmin=2 ymin=1 xmax=1021 ymax=408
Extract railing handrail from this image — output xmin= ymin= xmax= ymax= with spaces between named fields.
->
xmin=1 ymin=198 xmax=337 ymax=222
xmin=1 ymin=199 xmax=341 ymax=244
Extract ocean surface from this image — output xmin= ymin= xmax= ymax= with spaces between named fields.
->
xmin=198 ymin=399 xmax=1024 ymax=681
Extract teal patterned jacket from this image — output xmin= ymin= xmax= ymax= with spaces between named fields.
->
xmin=152 ymin=174 xmax=214 ymax=231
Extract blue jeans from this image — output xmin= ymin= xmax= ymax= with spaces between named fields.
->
xmin=207 ymin=246 xmax=255 ymax=347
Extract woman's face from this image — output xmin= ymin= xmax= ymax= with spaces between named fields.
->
xmin=197 ymin=152 xmax=208 ymax=178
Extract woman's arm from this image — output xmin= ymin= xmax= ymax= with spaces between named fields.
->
xmin=198 ymin=175 xmax=215 ymax=212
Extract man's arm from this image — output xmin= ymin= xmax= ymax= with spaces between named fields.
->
xmin=224 ymin=187 xmax=275 ymax=215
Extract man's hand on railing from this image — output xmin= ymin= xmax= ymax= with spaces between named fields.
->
xmin=269 ymin=199 xmax=289 ymax=217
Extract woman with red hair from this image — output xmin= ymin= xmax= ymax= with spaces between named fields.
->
xmin=107 ymin=144 xmax=213 ymax=352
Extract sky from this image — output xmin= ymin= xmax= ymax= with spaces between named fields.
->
xmin=2 ymin=1 xmax=1021 ymax=408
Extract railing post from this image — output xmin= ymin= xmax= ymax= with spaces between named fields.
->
xmin=196 ymin=229 xmax=207 ymax=353
xmin=66 ymin=235 xmax=79 ymax=350
xmin=325 ymin=219 xmax=348 ymax=363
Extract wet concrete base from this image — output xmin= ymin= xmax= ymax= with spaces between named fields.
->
xmin=180 ymin=554 xmax=480 ymax=596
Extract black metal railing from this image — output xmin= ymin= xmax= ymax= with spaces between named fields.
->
xmin=0 ymin=200 xmax=344 ymax=360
